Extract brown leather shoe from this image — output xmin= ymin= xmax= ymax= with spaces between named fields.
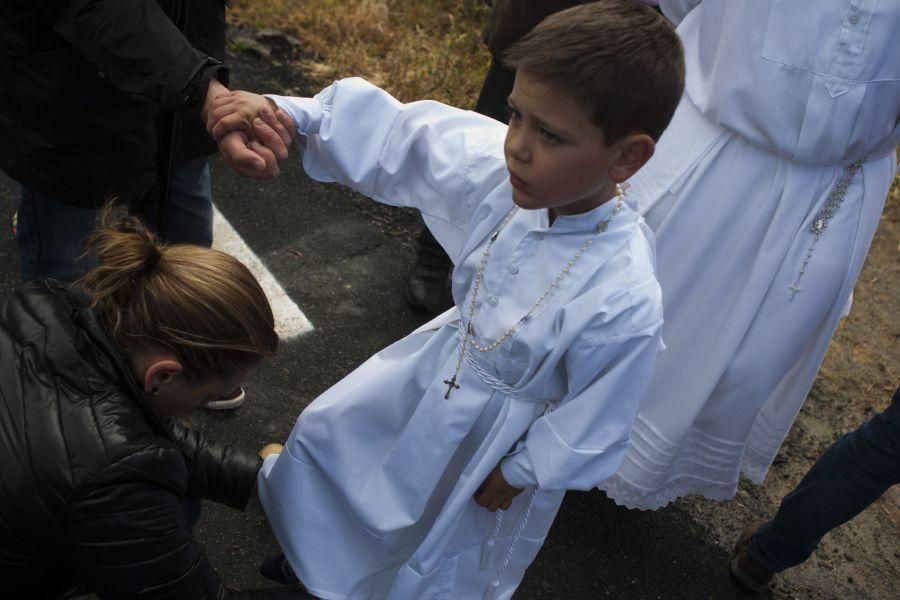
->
xmin=729 ymin=521 xmax=775 ymax=594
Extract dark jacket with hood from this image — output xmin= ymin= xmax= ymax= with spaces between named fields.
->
xmin=0 ymin=281 xmax=297 ymax=599
xmin=0 ymin=0 xmax=227 ymax=206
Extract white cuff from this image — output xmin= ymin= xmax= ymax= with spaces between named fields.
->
xmin=265 ymin=94 xmax=325 ymax=139
xmin=500 ymin=451 xmax=536 ymax=489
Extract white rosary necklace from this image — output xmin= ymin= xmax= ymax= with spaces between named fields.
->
xmin=442 ymin=186 xmax=625 ymax=399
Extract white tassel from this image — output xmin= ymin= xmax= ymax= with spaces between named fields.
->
xmin=483 ymin=578 xmax=501 ymax=600
xmin=480 ymin=537 xmax=495 ymax=570
xmin=481 ymin=511 xmax=504 ymax=570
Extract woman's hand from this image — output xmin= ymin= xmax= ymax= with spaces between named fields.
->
xmin=259 ymin=442 xmax=284 ymax=458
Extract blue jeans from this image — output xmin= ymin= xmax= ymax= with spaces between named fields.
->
xmin=16 ymin=157 xmax=213 ymax=282
xmin=749 ymin=386 xmax=900 ymax=572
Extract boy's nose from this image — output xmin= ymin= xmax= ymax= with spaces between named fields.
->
xmin=505 ymin=130 xmax=531 ymax=164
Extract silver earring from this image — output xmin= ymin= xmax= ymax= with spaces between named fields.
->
xmin=151 ymin=388 xmax=159 ymax=397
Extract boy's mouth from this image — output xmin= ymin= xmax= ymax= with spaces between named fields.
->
xmin=508 ymin=170 xmax=528 ymax=190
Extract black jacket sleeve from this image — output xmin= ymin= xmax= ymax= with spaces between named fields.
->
xmin=172 ymin=423 xmax=264 ymax=511
xmin=35 ymin=0 xmax=223 ymax=113
xmin=55 ymin=448 xmax=302 ymax=599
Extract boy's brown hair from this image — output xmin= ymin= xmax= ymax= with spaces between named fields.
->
xmin=503 ymin=0 xmax=685 ymax=144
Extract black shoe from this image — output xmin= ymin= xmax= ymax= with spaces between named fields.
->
xmin=406 ymin=229 xmax=453 ymax=314
xmin=260 ymin=553 xmax=300 ymax=585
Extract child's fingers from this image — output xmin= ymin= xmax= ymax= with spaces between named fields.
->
xmin=487 ymin=496 xmax=505 ymax=512
xmin=500 ymin=498 xmax=512 ymax=511
xmin=259 ymin=106 xmax=293 ymax=148
xmin=206 ymin=101 xmax=240 ymax=132
xmin=275 ymin=109 xmax=299 ymax=143
xmin=252 ymin=118 xmax=289 ymax=161
xmin=210 ymin=113 xmax=251 ymax=140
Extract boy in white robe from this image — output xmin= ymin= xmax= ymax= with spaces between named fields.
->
xmin=208 ymin=2 xmax=684 ymax=598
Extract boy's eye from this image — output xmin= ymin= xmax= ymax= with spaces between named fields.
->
xmin=540 ymin=129 xmax=562 ymax=144
xmin=505 ymin=105 xmax=521 ymax=123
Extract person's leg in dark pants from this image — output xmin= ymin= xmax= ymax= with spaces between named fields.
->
xmin=130 ymin=157 xmax=214 ymax=248
xmin=16 ymin=158 xmax=213 ymax=283
xmin=405 ymin=59 xmax=515 ymax=314
xmin=474 ymin=59 xmax=517 ymax=123
xmin=15 ymin=187 xmax=98 ymax=282
xmin=731 ymin=386 xmax=900 ymax=592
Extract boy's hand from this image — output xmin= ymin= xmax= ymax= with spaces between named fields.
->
xmin=206 ymin=90 xmax=294 ymax=150
xmin=474 ymin=464 xmax=523 ymax=512
xmin=259 ymin=442 xmax=283 ymax=459
xmin=201 ymin=78 xmax=230 ymax=124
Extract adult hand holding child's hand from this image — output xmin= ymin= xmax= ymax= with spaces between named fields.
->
xmin=259 ymin=442 xmax=284 ymax=458
xmin=207 ymin=90 xmax=297 ymax=180
xmin=207 ymin=91 xmax=293 ymax=144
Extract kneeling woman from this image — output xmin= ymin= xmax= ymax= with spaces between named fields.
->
xmin=0 ymin=211 xmax=299 ymax=599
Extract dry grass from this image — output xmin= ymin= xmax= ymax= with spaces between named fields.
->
xmin=229 ymin=0 xmax=491 ymax=106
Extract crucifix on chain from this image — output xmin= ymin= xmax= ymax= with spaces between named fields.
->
xmin=443 ymin=376 xmax=460 ymax=399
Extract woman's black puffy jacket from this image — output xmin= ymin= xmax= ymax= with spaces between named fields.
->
xmin=0 ymin=281 xmax=295 ymax=599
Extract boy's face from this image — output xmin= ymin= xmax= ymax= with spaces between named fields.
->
xmin=504 ymin=70 xmax=620 ymax=218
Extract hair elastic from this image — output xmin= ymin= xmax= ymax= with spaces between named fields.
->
xmin=145 ymin=249 xmax=162 ymax=273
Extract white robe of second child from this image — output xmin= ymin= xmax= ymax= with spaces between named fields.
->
xmin=599 ymin=0 xmax=899 ymax=510
xmin=257 ymin=78 xmax=664 ymax=600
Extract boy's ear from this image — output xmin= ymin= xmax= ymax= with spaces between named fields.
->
xmin=609 ymin=133 xmax=655 ymax=183
xmin=143 ymin=359 xmax=184 ymax=394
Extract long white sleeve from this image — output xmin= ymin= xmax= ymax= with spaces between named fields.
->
xmin=268 ymin=78 xmax=510 ymax=262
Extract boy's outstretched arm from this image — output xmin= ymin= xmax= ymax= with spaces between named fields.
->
xmin=259 ymin=77 xmax=509 ymax=263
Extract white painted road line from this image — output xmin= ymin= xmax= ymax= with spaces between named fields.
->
xmin=211 ymin=204 xmax=314 ymax=339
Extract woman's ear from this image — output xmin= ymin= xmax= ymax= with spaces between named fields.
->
xmin=143 ymin=359 xmax=184 ymax=395
xmin=609 ymin=133 xmax=655 ymax=183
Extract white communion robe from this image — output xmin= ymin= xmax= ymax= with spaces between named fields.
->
xmin=257 ymin=78 xmax=664 ymax=599
xmin=599 ymin=0 xmax=900 ymax=510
